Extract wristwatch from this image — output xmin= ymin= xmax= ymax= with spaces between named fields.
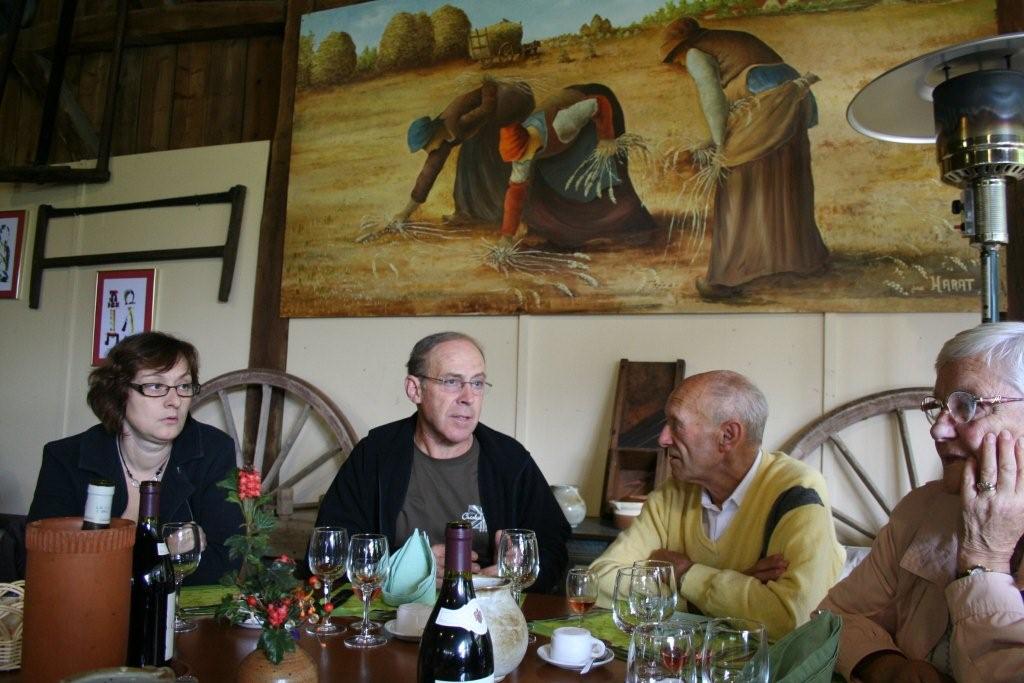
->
xmin=958 ymin=565 xmax=990 ymax=578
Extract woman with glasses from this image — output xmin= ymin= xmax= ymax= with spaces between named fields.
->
xmin=27 ymin=331 xmax=242 ymax=585
xmin=820 ymin=322 xmax=1024 ymax=682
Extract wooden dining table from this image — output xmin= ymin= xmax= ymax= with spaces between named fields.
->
xmin=3 ymin=594 xmax=625 ymax=682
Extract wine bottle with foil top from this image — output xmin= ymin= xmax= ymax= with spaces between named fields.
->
xmin=126 ymin=481 xmax=176 ymax=666
xmin=81 ymin=478 xmax=115 ymax=530
xmin=417 ymin=521 xmax=495 ymax=683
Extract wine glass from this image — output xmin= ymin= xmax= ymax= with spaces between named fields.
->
xmin=702 ymin=617 xmax=769 ymax=683
xmin=565 ymin=567 xmax=598 ymax=627
xmin=305 ymin=526 xmax=349 ymax=636
xmin=497 ymin=529 xmax=539 ymax=604
xmin=627 ymin=622 xmax=701 ymax=683
xmin=612 ymin=566 xmax=643 ymax=634
xmin=630 ymin=559 xmax=677 ymax=624
xmin=161 ymin=521 xmax=203 ymax=633
xmin=345 ymin=533 xmax=390 ymax=648
xmin=497 ymin=529 xmax=539 ymax=643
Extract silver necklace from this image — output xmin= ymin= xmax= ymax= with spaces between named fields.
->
xmin=116 ymin=436 xmax=169 ymax=488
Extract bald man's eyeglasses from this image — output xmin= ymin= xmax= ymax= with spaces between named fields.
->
xmin=920 ymin=391 xmax=1024 ymax=424
xmin=419 ymin=376 xmax=491 ymax=394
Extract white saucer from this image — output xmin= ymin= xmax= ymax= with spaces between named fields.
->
xmin=384 ymin=618 xmax=422 ymax=642
xmin=537 ymin=644 xmax=614 ymax=670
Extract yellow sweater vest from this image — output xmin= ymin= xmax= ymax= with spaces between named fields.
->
xmin=591 ymin=450 xmax=844 ymax=639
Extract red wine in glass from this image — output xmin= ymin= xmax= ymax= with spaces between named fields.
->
xmin=661 ymin=645 xmax=688 ymax=674
xmin=567 ymin=596 xmax=596 ymax=615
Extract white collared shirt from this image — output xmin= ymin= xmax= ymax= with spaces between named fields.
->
xmin=700 ymin=449 xmax=764 ymax=541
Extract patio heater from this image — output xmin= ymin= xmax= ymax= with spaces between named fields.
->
xmin=847 ymin=33 xmax=1024 ymax=323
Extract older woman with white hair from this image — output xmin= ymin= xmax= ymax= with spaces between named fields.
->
xmin=820 ymin=322 xmax=1024 ymax=682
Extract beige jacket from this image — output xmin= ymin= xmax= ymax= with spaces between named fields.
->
xmin=818 ymin=481 xmax=1024 ymax=681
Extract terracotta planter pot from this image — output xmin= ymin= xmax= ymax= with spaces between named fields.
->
xmin=22 ymin=517 xmax=135 ymax=683
xmin=236 ymin=646 xmax=318 ymax=683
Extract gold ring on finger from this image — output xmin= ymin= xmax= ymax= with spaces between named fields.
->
xmin=975 ymin=480 xmax=997 ymax=494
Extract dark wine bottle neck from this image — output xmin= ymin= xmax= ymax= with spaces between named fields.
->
xmin=444 ymin=530 xmax=472 ymax=574
xmin=139 ymin=481 xmax=160 ymax=520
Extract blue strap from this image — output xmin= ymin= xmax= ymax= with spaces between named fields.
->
xmin=746 ymin=63 xmax=818 ymax=128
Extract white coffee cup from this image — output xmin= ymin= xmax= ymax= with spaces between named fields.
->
xmin=550 ymin=626 xmax=607 ymax=665
xmin=396 ymin=602 xmax=432 ymax=634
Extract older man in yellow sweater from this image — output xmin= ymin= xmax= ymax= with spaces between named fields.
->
xmin=591 ymin=370 xmax=844 ymax=639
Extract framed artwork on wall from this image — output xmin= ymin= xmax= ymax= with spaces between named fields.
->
xmin=283 ymin=0 xmax=995 ymax=317
xmin=93 ymin=269 xmax=156 ymax=365
xmin=0 ymin=209 xmax=26 ymax=300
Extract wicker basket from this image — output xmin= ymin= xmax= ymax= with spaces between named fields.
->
xmin=0 ymin=580 xmax=24 ymax=671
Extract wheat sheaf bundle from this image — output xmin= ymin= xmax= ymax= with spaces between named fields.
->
xmin=564 ymin=133 xmax=650 ymax=204
xmin=355 ymin=215 xmax=467 ymax=244
xmin=663 ymin=143 xmax=727 ymax=256
xmin=480 ymin=238 xmax=597 ymax=297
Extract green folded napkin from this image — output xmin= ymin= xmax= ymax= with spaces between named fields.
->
xmin=335 ymin=584 xmax=396 ymax=620
xmin=767 ymin=610 xmax=842 ymax=683
xmin=382 ymin=528 xmax=436 ymax=607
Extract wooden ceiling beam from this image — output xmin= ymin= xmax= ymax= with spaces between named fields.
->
xmin=308 ymin=1 xmax=366 ymax=11
xmin=17 ymin=1 xmax=285 ymax=54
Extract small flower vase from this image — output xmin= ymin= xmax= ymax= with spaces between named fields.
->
xmin=550 ymin=484 xmax=587 ymax=527
xmin=472 ymin=577 xmax=528 ymax=681
xmin=236 ymin=646 xmax=318 ymax=683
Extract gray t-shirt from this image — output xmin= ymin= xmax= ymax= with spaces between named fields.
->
xmin=395 ymin=438 xmax=491 ymax=565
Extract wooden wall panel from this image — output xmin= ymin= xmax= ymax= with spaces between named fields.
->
xmin=998 ymin=0 xmax=1023 ymax=30
xmin=112 ymin=47 xmax=142 ymax=156
xmin=50 ymin=55 xmax=82 ymax=164
xmin=1 ymin=2 xmax=283 ymax=167
xmin=242 ymin=35 xmax=280 ymax=142
xmin=135 ymin=44 xmax=176 ymax=153
xmin=34 ymin=1 xmax=59 ymax=23
xmin=80 ymin=0 xmax=114 ymax=16
xmin=14 ymin=78 xmax=39 ymax=165
xmin=0 ymin=80 xmax=22 ymax=166
xmin=169 ymin=41 xmax=211 ymax=150
xmin=76 ymin=51 xmax=110 ymax=134
xmin=204 ymin=39 xmax=247 ymax=146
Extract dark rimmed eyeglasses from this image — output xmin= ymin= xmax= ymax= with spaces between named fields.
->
xmin=418 ymin=375 xmax=492 ymax=395
xmin=128 ymin=382 xmax=201 ymax=398
xmin=920 ymin=390 xmax=1024 ymax=424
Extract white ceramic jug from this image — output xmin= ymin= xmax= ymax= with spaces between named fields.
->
xmin=550 ymin=484 xmax=587 ymax=527
xmin=472 ymin=576 xmax=529 ymax=681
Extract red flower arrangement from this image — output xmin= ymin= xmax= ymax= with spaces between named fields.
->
xmin=216 ymin=467 xmax=324 ymax=664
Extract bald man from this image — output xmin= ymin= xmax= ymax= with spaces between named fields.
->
xmin=590 ymin=370 xmax=843 ymax=639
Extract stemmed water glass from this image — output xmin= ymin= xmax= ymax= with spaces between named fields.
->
xmin=497 ymin=529 xmax=539 ymax=604
xmin=627 ymin=622 xmax=701 ymax=683
xmin=161 ymin=521 xmax=204 ymax=633
xmin=305 ymin=526 xmax=349 ymax=637
xmin=498 ymin=529 xmax=539 ymax=643
xmin=565 ymin=567 xmax=598 ymax=627
xmin=612 ymin=566 xmax=643 ymax=634
xmin=630 ymin=559 xmax=677 ymax=624
xmin=345 ymin=533 xmax=390 ymax=648
xmin=702 ymin=617 xmax=769 ymax=683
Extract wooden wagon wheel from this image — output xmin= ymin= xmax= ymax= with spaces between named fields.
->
xmin=191 ymin=368 xmax=359 ymax=508
xmin=781 ymin=387 xmax=932 ymax=541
